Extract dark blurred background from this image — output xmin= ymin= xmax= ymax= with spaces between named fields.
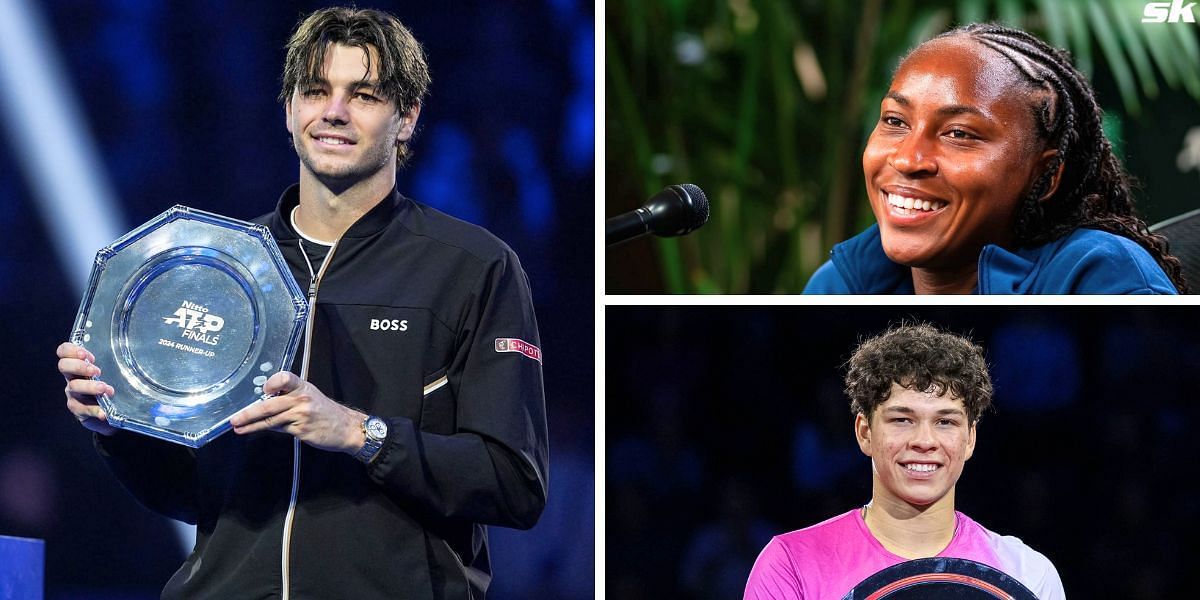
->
xmin=607 ymin=0 xmax=1200 ymax=293
xmin=0 ymin=1 xmax=593 ymax=598
xmin=608 ymin=306 xmax=1200 ymax=599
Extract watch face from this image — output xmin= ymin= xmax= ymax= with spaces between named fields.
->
xmin=70 ymin=205 xmax=308 ymax=448
xmin=366 ymin=417 xmax=388 ymax=438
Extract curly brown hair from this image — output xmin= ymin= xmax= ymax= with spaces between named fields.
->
xmin=844 ymin=323 xmax=992 ymax=423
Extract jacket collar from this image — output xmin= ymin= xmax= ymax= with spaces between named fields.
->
xmin=266 ymin=183 xmax=408 ymax=242
xmin=829 ymin=224 xmax=915 ymax=294
xmin=976 ymin=236 xmax=1074 ymax=294
xmin=830 ymin=224 xmax=1056 ymax=294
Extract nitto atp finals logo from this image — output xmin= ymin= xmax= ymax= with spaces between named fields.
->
xmin=1143 ymin=0 xmax=1197 ymax=22
xmin=162 ymin=300 xmax=225 ymax=346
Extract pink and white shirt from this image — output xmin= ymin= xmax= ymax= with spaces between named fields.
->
xmin=744 ymin=509 xmax=1064 ymax=599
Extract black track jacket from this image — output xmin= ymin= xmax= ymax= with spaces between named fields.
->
xmin=94 ymin=185 xmax=550 ymax=599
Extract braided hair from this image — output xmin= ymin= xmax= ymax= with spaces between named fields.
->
xmin=925 ymin=23 xmax=1188 ymax=292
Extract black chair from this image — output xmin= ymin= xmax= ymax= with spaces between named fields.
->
xmin=1151 ymin=208 xmax=1200 ymax=293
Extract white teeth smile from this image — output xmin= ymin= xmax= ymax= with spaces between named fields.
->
xmin=904 ymin=463 xmax=939 ymax=473
xmin=317 ymin=136 xmax=349 ymax=145
xmin=887 ymin=192 xmax=946 ymax=213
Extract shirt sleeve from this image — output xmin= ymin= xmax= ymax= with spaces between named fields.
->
xmin=745 ymin=537 xmax=805 ymax=600
xmin=1029 ymin=230 xmax=1178 ymax=294
xmin=366 ymin=248 xmax=549 ymax=529
xmin=989 ymin=532 xmax=1066 ymax=600
xmin=1030 ymin=557 xmax=1066 ymax=600
xmin=1061 ymin=241 xmax=1178 ymax=294
xmin=93 ymin=431 xmax=200 ymax=523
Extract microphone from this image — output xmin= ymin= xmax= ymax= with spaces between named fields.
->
xmin=606 ymin=184 xmax=710 ymax=247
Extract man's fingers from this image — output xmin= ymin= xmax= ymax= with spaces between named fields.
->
xmin=66 ymin=396 xmax=107 ymax=420
xmin=59 ymin=342 xmax=119 ymax=436
xmin=66 ymin=399 xmax=118 ymax=436
xmin=230 ymin=394 xmax=293 ymax=429
xmin=65 ymin=378 xmax=114 ymax=398
xmin=233 ymin=373 xmax=304 ymax=434
xmin=59 ymin=357 xmax=101 ymax=380
xmin=231 ymin=410 xmax=292 ymax=435
xmin=262 ymin=371 xmax=302 ymax=396
xmin=57 ymin=340 xmax=100 ymax=382
xmin=56 ymin=342 xmax=95 ymax=363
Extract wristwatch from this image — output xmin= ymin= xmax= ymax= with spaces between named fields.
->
xmin=355 ymin=415 xmax=388 ymax=464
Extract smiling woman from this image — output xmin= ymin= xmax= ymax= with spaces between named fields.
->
xmin=804 ymin=23 xmax=1187 ymax=295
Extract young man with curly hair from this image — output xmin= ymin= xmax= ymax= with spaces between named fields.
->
xmin=744 ymin=324 xmax=1064 ymax=599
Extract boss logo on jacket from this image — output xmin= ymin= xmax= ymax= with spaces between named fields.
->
xmin=369 ymin=318 xmax=408 ymax=331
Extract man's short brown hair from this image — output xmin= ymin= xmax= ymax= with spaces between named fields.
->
xmin=279 ymin=7 xmax=431 ymax=166
xmin=844 ymin=323 xmax=993 ymax=423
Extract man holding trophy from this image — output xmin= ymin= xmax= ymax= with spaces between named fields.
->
xmin=55 ymin=7 xmax=548 ymax=599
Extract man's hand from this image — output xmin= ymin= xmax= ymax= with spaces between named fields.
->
xmin=57 ymin=342 xmax=118 ymax=436
xmin=229 ymin=371 xmax=366 ymax=455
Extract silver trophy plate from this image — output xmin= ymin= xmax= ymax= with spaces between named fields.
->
xmin=70 ymin=206 xmax=307 ymax=447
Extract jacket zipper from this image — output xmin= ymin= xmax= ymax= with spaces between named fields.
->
xmin=281 ymin=238 xmax=338 ymax=600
